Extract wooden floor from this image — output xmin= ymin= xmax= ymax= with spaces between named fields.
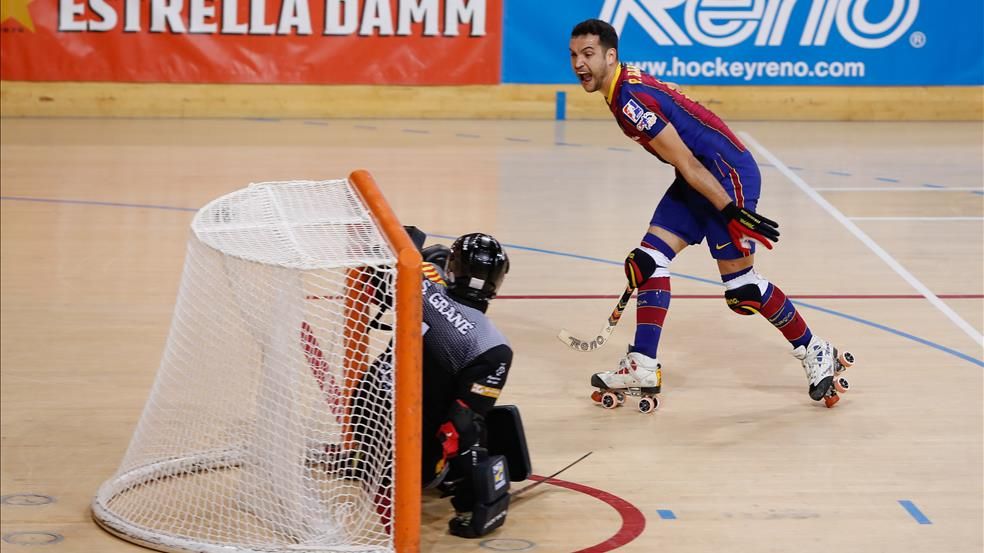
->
xmin=1 ymin=117 xmax=982 ymax=553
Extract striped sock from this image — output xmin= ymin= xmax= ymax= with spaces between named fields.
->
xmin=758 ymin=283 xmax=812 ymax=349
xmin=633 ymin=276 xmax=671 ymax=358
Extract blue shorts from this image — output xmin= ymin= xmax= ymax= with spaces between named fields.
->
xmin=649 ymin=154 xmax=762 ymax=260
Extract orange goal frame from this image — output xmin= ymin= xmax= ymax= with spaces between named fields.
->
xmin=349 ymin=170 xmax=422 ymax=553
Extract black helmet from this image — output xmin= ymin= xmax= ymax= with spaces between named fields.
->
xmin=447 ymin=233 xmax=509 ymax=304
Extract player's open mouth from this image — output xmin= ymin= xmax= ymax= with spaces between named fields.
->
xmin=578 ymin=72 xmax=592 ymax=85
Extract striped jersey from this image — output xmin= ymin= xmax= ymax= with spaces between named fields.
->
xmin=606 ymin=63 xmax=749 ymax=170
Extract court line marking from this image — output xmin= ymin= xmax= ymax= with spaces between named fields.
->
xmin=898 ymin=500 xmax=932 ymax=524
xmin=814 ymin=187 xmax=983 ymax=192
xmin=525 ymin=475 xmax=646 ymax=553
xmin=496 ymin=294 xmax=984 ymax=367
xmin=1 ymin=199 xmax=979 ymax=366
xmin=433 ymin=236 xmax=983 ymax=368
xmin=740 ymin=131 xmax=984 ymax=349
xmin=497 ymin=294 xmax=984 ymax=300
xmin=1 ymin=195 xmax=197 ymax=212
xmin=656 ymin=509 xmax=677 ymax=520
xmin=849 ymin=216 xmax=983 ymax=221
xmin=0 ymin=116 xmax=976 ymax=192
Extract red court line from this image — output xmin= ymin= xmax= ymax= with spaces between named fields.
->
xmin=307 ymin=294 xmax=982 ymax=300
xmin=526 ymin=474 xmax=646 ymax=553
xmin=497 ymin=294 xmax=983 ymax=300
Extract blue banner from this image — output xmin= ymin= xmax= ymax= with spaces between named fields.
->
xmin=503 ymin=0 xmax=983 ymax=85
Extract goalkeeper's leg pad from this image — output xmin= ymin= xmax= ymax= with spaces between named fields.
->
xmin=448 ymin=450 xmax=511 ymax=538
xmin=486 ymin=405 xmax=532 ymax=482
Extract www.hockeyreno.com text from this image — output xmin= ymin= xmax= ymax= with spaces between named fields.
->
xmin=628 ymin=57 xmax=865 ymax=81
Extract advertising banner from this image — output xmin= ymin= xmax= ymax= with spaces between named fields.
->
xmin=1 ymin=0 xmax=500 ymax=84
xmin=504 ymin=0 xmax=983 ymax=85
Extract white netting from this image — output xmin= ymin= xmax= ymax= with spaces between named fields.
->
xmin=93 ymin=180 xmax=400 ymax=553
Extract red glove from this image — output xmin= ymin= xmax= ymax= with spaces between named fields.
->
xmin=437 ymin=421 xmax=460 ymax=462
xmin=721 ymin=202 xmax=780 ymax=256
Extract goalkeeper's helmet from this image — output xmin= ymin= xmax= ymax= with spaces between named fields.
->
xmin=447 ymin=233 xmax=510 ymax=304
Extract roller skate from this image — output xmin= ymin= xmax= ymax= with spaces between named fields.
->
xmin=590 ymin=350 xmax=662 ymax=414
xmin=793 ymin=335 xmax=855 ymax=408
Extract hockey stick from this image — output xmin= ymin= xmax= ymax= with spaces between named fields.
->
xmin=510 ymin=451 xmax=593 ymax=500
xmin=557 ymin=286 xmax=633 ymax=352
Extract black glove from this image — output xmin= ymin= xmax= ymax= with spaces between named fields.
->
xmin=403 ymin=225 xmax=427 ymax=251
xmin=422 ymin=244 xmax=451 ymax=269
xmin=720 ymin=202 xmax=780 ymax=256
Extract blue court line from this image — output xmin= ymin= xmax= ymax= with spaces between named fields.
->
xmin=791 ymin=301 xmax=983 ymax=367
xmin=876 ymin=177 xmax=900 ymax=183
xmin=353 ymin=125 xmax=377 ymax=130
xmin=1 ymin=200 xmax=979 ymax=368
xmin=401 ymin=129 xmax=429 ymax=134
xmin=922 ymin=183 xmax=944 ymax=188
xmin=973 ymin=191 xmax=983 ymax=196
xmin=608 ymin=147 xmax=632 ymax=152
xmin=456 ymin=133 xmax=480 ymax=139
xmin=898 ymin=500 xmax=932 ymax=524
xmin=788 ymin=166 xmax=803 ymax=171
xmin=246 ymin=118 xmax=280 ymax=122
xmin=555 ymin=142 xmax=582 ymax=147
xmin=656 ymin=509 xmax=677 ymax=520
xmin=828 ymin=171 xmax=852 ymax=176
xmin=303 ymin=121 xmax=330 ymax=126
xmin=505 ymin=137 xmax=531 ymax=142
xmin=0 ymin=196 xmax=197 ymax=212
xmin=432 ymin=234 xmax=983 ymax=368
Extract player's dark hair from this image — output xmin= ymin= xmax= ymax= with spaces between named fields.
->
xmin=571 ymin=19 xmax=619 ymax=54
xmin=447 ymin=233 xmax=509 ymax=308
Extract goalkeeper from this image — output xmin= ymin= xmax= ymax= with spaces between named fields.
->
xmin=350 ymin=230 xmax=521 ymax=539
xmin=416 ymin=232 xmax=517 ymax=539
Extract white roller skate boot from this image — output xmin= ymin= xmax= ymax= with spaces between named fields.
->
xmin=590 ymin=350 xmax=662 ymax=413
xmin=792 ymin=335 xmax=855 ymax=408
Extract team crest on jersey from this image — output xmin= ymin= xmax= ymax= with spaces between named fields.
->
xmin=622 ymin=99 xmax=644 ymax=123
xmin=637 ymin=112 xmax=658 ymax=131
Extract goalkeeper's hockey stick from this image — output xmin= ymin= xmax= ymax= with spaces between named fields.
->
xmin=511 ymin=451 xmax=593 ymax=500
xmin=557 ymin=286 xmax=633 ymax=352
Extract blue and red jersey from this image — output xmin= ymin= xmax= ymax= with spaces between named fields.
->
xmin=606 ymin=63 xmax=758 ymax=207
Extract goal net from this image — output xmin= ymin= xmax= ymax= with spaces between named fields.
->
xmin=92 ymin=172 xmax=422 ymax=553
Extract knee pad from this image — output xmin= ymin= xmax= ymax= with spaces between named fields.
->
xmin=624 ymin=247 xmax=672 ymax=288
xmin=723 ymin=270 xmax=769 ymax=316
xmin=725 ymin=284 xmax=762 ymax=315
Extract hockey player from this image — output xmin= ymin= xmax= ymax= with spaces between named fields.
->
xmin=569 ymin=19 xmax=853 ymax=408
xmin=345 ymin=230 xmax=524 ymax=539
xmin=419 ymin=232 xmax=517 ymax=538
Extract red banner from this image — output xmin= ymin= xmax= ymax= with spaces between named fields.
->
xmin=0 ymin=0 xmax=501 ymax=84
